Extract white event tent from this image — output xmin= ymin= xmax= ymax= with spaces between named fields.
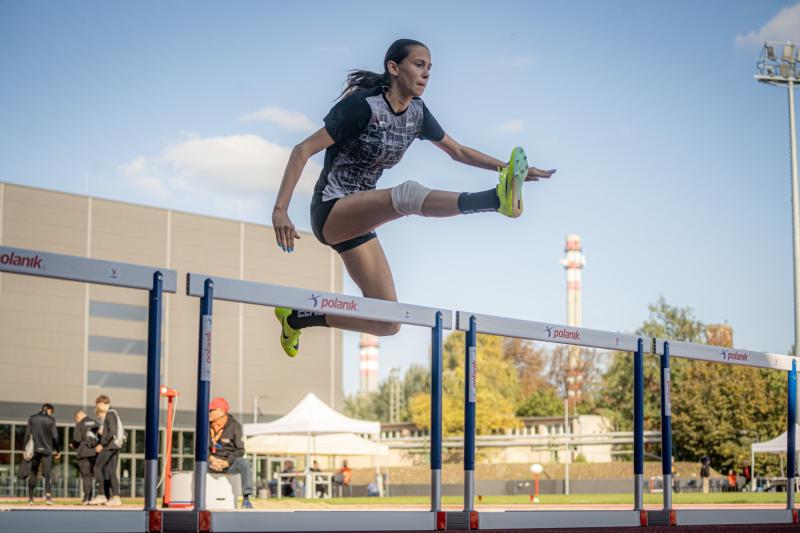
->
xmin=750 ymin=424 xmax=800 ymax=491
xmin=243 ymin=393 xmax=388 ymax=497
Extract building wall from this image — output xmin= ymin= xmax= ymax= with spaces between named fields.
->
xmin=0 ymin=182 xmax=343 ymax=425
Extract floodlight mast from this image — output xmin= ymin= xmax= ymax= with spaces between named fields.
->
xmin=755 ymin=40 xmax=799 ymax=509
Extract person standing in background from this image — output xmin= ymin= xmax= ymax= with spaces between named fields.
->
xmin=700 ymin=456 xmax=711 ymax=494
xmin=71 ymin=409 xmax=99 ymax=504
xmin=89 ymin=395 xmax=123 ymax=506
xmin=24 ymin=403 xmax=60 ymax=505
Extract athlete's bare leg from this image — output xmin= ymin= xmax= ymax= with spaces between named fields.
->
xmin=322 ymin=188 xmax=460 ymax=245
xmin=324 ymin=238 xmax=404 ymax=336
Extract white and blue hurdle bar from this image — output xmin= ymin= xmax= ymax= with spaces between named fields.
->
xmin=185 ymin=273 xmax=451 ymax=531
xmin=457 ymin=311 xmax=800 ymax=528
xmin=0 ymin=246 xmax=177 ymax=533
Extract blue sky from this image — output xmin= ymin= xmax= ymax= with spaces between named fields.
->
xmin=2 ymin=1 xmax=800 ymax=395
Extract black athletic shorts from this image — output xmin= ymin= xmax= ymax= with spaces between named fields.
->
xmin=310 ymin=195 xmax=377 ymax=254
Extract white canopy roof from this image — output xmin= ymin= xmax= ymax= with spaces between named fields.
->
xmin=752 ymin=425 xmax=800 ymax=453
xmin=243 ymin=393 xmax=380 ymax=437
xmin=245 ymin=432 xmax=389 ymax=456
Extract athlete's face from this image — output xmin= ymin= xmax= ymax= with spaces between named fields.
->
xmin=389 ymin=46 xmax=431 ymax=97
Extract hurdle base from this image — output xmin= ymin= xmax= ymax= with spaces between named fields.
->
xmin=647 ymin=509 xmax=676 ymax=526
xmin=149 ymin=510 xmax=211 ymax=533
xmin=444 ymin=511 xmax=478 ymax=530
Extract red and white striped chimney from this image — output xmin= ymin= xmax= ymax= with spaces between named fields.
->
xmin=560 ymin=234 xmax=586 ymax=404
xmin=359 ymin=333 xmax=379 ymax=395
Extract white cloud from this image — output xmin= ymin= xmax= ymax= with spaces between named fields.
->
xmin=735 ymin=2 xmax=800 ymax=48
xmin=239 ymin=106 xmax=316 ymax=132
xmin=119 ymin=133 xmax=322 ymax=204
xmin=495 ymin=119 xmax=525 ymax=134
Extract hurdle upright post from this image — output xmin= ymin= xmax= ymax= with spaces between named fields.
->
xmin=431 ymin=311 xmax=443 ymax=512
xmin=633 ymin=337 xmax=644 ymax=511
xmin=144 ymin=271 xmax=164 ymax=510
xmin=660 ymin=340 xmax=673 ymax=512
xmin=464 ymin=316 xmax=477 ymax=512
xmin=194 ymin=279 xmax=214 ymax=511
xmin=788 ymin=359 xmax=797 ymax=509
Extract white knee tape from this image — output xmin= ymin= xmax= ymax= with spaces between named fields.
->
xmin=391 ymin=180 xmax=432 ymax=216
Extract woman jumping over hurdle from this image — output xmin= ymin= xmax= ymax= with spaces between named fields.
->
xmin=272 ymin=38 xmax=555 ymax=357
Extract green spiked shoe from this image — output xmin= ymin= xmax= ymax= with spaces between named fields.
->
xmin=497 ymin=146 xmax=528 ymax=218
xmin=275 ymin=307 xmax=300 ymax=358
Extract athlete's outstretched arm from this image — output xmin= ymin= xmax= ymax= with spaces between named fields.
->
xmin=432 ymin=134 xmax=556 ymax=181
xmin=273 ymin=128 xmax=335 ymax=252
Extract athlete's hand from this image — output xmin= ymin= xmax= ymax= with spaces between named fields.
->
xmin=525 ymin=166 xmax=556 ymax=181
xmin=272 ymin=208 xmax=300 ymax=253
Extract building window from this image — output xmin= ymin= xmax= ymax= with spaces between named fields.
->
xmin=14 ymin=425 xmax=26 ymax=450
xmin=88 ymin=371 xmax=146 ymax=390
xmin=90 ymin=301 xmax=148 ymax=322
xmin=0 ymin=424 xmax=10 ymax=450
xmin=88 ymin=336 xmax=147 ymax=356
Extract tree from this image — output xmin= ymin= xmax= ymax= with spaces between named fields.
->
xmin=597 ymin=297 xmax=788 ymax=472
xmin=505 ymin=338 xmax=549 ymax=397
xmin=516 ymin=388 xmax=564 ymax=417
xmin=597 ymin=297 xmax=707 ymax=433
xmin=409 ymin=331 xmax=521 ymax=436
xmin=343 ymin=363 xmax=431 ymax=423
xmin=547 ymin=344 xmax=605 ymax=405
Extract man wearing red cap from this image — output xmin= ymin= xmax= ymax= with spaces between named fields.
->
xmin=208 ymin=397 xmax=253 ymax=509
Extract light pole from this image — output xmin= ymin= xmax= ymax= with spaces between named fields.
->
xmin=755 ymin=42 xmax=800 ymax=361
xmin=564 ymin=397 xmax=570 ymax=496
xmin=530 ymin=463 xmax=543 ymax=503
xmin=252 ymin=395 xmax=270 ymax=424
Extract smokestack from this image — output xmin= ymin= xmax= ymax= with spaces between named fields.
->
xmin=359 ymin=333 xmax=379 ymax=395
xmin=560 ymin=234 xmax=586 ymax=405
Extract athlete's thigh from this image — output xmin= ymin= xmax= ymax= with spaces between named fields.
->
xmin=323 ymin=189 xmax=401 ymax=245
xmin=338 ymin=238 xmax=398 ymax=302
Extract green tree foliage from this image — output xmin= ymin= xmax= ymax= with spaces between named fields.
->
xmin=409 ymin=331 xmax=520 ymax=435
xmin=516 ymin=388 xmax=564 ymax=417
xmin=343 ymin=363 xmax=429 ymax=423
xmin=597 ymin=297 xmax=788 ymax=473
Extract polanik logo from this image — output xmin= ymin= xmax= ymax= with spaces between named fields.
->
xmin=721 ymin=350 xmax=749 ymax=362
xmin=308 ymin=294 xmax=320 ymax=308
xmin=544 ymin=325 xmax=581 ymax=341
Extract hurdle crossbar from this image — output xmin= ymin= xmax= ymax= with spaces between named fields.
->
xmin=654 ymin=338 xmax=799 ymax=516
xmin=187 ymin=273 xmax=452 ymax=328
xmin=186 ymin=273 xmax=451 ymax=516
xmin=0 ymin=245 xmax=177 ymax=291
xmin=456 ymin=310 xmax=649 ymax=527
xmin=652 ymin=337 xmax=798 ymax=371
xmin=455 ymin=310 xmax=647 ymax=352
xmin=0 ymin=245 xmax=177 ymax=511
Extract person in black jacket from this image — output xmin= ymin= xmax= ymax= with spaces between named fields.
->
xmin=24 ymin=403 xmax=60 ymax=505
xmin=208 ymin=397 xmax=253 ymax=508
xmin=70 ymin=409 xmax=99 ymax=504
xmin=89 ymin=395 xmax=123 ymax=506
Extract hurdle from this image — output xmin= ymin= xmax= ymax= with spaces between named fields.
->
xmin=184 ymin=272 xmax=452 ymax=531
xmin=0 ymin=245 xmax=177 ymax=533
xmin=651 ymin=337 xmax=799 ymax=526
xmin=455 ymin=311 xmax=800 ymax=529
xmin=455 ymin=311 xmax=648 ymax=530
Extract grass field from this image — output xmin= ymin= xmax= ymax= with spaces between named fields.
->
xmin=254 ymin=492 xmax=794 ymax=507
xmin=5 ymin=492 xmax=793 ymax=508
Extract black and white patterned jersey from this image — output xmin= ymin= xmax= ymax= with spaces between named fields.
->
xmin=313 ymin=86 xmax=445 ymax=203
